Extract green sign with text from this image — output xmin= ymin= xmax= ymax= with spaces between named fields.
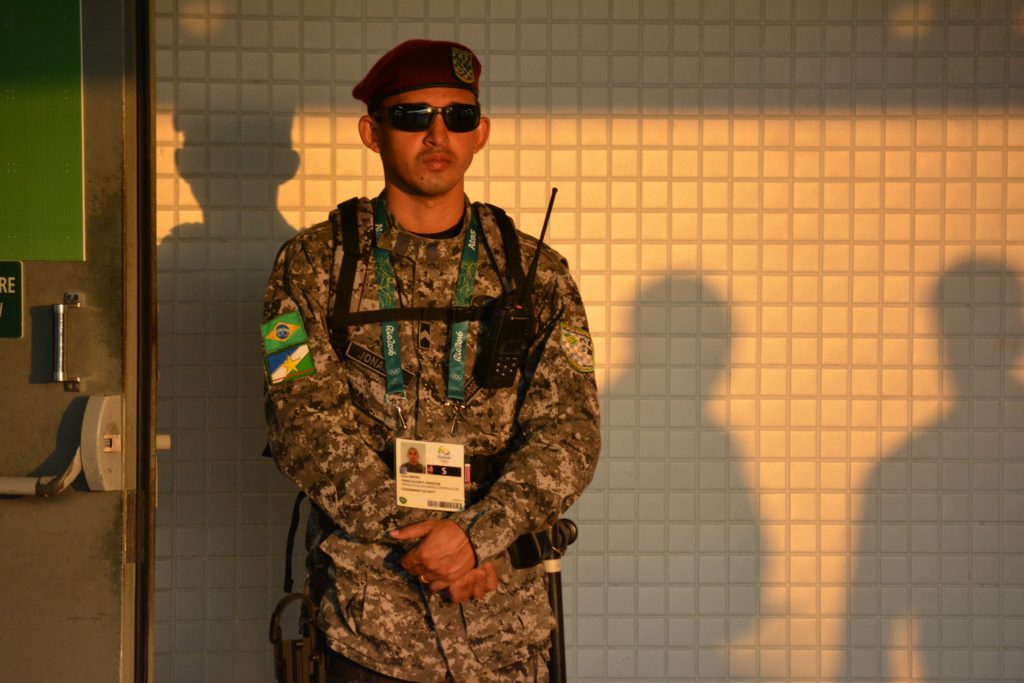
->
xmin=0 ymin=262 xmax=23 ymax=338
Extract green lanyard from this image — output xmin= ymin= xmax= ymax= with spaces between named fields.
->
xmin=371 ymin=196 xmax=480 ymax=403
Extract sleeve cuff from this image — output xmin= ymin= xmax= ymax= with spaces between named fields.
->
xmin=450 ymin=500 xmax=519 ymax=563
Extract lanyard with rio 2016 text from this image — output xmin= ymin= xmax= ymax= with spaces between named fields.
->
xmin=371 ymin=196 xmax=480 ymax=405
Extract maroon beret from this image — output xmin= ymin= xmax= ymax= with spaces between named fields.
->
xmin=352 ymin=39 xmax=482 ymax=106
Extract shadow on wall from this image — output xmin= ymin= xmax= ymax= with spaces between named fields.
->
xmin=845 ymin=258 xmax=1024 ymax=681
xmin=155 ymin=102 xmax=303 ymax=680
xmin=668 ymin=274 xmax=766 ymax=679
xmin=584 ymin=274 xmax=768 ymax=679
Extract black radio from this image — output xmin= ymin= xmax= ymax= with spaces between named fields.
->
xmin=473 ymin=296 xmax=535 ymax=387
xmin=473 ymin=188 xmax=557 ymax=388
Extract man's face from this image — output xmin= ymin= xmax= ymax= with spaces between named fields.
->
xmin=359 ymin=87 xmax=490 ymax=200
xmin=407 ymin=448 xmax=419 ymax=464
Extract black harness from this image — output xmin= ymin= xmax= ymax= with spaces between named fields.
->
xmin=326 ymin=197 xmax=526 ymax=351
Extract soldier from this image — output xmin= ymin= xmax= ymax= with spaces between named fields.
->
xmin=262 ymin=39 xmax=600 ymax=682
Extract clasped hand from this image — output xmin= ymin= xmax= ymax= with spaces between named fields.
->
xmin=390 ymin=519 xmax=497 ymax=603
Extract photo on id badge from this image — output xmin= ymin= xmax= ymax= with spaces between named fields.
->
xmin=395 ymin=438 xmax=466 ymax=512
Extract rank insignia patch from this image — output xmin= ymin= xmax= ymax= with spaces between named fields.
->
xmin=261 ymin=311 xmax=308 ymax=353
xmin=559 ymin=323 xmax=595 ymax=373
xmin=451 ymin=47 xmax=475 ymax=84
xmin=266 ymin=343 xmax=316 ymax=384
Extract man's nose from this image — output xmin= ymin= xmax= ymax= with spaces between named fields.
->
xmin=424 ymin=110 xmax=449 ymax=145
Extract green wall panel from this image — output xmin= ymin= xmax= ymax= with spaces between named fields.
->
xmin=0 ymin=1 xmax=84 ymax=261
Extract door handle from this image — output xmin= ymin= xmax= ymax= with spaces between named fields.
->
xmin=0 ymin=448 xmax=83 ymax=497
xmin=0 ymin=394 xmax=122 ymax=496
xmin=53 ymin=292 xmax=82 ymax=392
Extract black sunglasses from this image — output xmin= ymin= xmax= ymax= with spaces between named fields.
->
xmin=376 ymin=103 xmax=482 ymax=133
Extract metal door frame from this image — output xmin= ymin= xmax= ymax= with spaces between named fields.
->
xmin=129 ymin=0 xmax=156 ymax=680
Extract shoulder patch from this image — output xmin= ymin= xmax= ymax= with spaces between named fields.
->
xmin=559 ymin=323 xmax=595 ymax=373
xmin=261 ymin=311 xmax=308 ymax=353
xmin=266 ymin=343 xmax=316 ymax=384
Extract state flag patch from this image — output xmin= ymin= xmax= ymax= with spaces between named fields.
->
xmin=266 ymin=344 xmax=316 ymax=384
xmin=559 ymin=323 xmax=595 ymax=373
xmin=261 ymin=311 xmax=308 ymax=353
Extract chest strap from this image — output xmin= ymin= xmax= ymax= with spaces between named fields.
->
xmin=327 ymin=199 xmax=526 ymax=349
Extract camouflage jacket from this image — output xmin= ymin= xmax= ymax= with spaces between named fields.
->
xmin=262 ymin=197 xmax=600 ymax=681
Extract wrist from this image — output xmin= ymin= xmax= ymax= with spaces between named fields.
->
xmin=448 ymin=516 xmax=480 ymax=567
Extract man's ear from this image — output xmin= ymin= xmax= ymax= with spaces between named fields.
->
xmin=473 ymin=116 xmax=490 ymax=153
xmin=358 ymin=115 xmax=381 ymax=152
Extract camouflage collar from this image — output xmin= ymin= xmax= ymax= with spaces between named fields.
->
xmin=372 ymin=197 xmax=474 ymax=264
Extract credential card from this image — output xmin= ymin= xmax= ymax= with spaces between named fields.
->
xmin=395 ymin=438 xmax=466 ymax=512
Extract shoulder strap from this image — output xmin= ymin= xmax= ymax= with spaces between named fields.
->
xmin=283 ymin=490 xmax=306 ymax=593
xmin=328 ymin=198 xmax=361 ymax=349
xmin=486 ymin=203 xmax=526 ymax=293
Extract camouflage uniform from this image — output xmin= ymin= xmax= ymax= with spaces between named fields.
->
xmin=263 ymin=197 xmax=600 ymax=681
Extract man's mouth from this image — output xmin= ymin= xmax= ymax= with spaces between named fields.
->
xmin=420 ymin=152 xmax=453 ymax=170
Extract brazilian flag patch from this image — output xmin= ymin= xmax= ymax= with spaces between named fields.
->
xmin=261 ymin=311 xmax=308 ymax=353
xmin=266 ymin=344 xmax=316 ymax=384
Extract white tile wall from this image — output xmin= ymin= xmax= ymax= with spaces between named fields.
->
xmin=156 ymin=0 xmax=1024 ymax=680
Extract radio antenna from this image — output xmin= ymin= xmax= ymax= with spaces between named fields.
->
xmin=516 ymin=187 xmax=557 ymax=306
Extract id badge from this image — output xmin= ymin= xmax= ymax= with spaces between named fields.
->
xmin=395 ymin=438 xmax=466 ymax=512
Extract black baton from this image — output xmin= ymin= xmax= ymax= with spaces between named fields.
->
xmin=543 ymin=519 xmax=577 ymax=683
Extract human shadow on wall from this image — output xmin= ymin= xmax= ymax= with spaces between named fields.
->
xmin=155 ymin=106 xmax=299 ymax=681
xmin=845 ymin=257 xmax=1024 ymax=680
xmin=597 ymin=274 xmax=766 ymax=680
xmin=685 ymin=275 xmax=765 ymax=680
xmin=158 ymin=107 xmax=299 ymax=460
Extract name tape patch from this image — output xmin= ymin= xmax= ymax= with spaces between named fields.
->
xmin=345 ymin=341 xmax=414 ymax=384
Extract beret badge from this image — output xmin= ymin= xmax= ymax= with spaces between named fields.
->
xmin=451 ymin=47 xmax=476 ymax=85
